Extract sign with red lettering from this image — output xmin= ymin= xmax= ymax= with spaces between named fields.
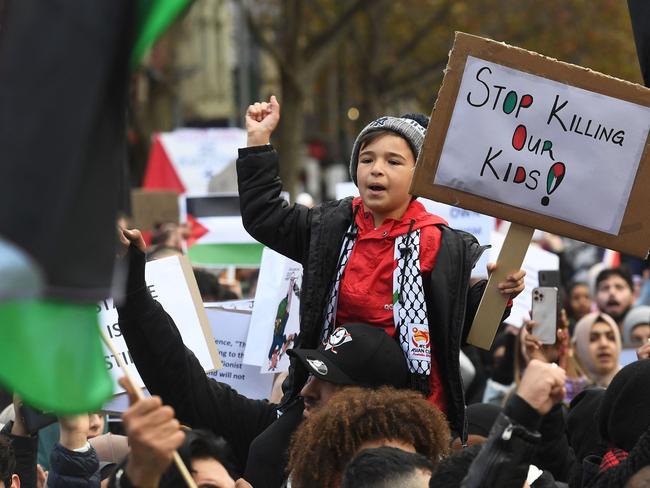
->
xmin=412 ymin=33 xmax=650 ymax=257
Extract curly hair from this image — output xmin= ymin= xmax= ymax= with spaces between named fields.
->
xmin=287 ymin=386 xmax=451 ymax=488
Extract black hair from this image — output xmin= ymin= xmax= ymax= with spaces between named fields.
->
xmin=159 ymin=430 xmax=239 ymax=487
xmin=341 ymin=446 xmax=434 ymax=488
xmin=0 ymin=436 xmax=15 ymax=487
xmin=188 ymin=430 xmax=238 ymax=477
xmin=595 ymin=267 xmax=634 ymax=292
xmin=429 ymin=445 xmax=482 ymax=487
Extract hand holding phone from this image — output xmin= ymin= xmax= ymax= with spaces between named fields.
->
xmin=531 ymin=287 xmax=559 ymax=345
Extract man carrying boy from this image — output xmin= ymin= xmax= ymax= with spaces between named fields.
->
xmin=238 ymin=96 xmax=525 ymax=443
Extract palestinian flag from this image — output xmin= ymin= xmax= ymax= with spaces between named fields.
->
xmin=183 ymin=195 xmax=264 ymax=267
xmin=0 ymin=0 xmax=190 ymax=413
xmin=143 ymin=128 xmax=247 ymax=195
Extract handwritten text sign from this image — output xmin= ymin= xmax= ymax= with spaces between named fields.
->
xmin=434 ymin=56 xmax=650 ymax=235
xmin=411 ymin=33 xmax=650 ymax=257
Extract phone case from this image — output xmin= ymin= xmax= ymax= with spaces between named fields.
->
xmin=531 ymin=287 xmax=558 ymax=344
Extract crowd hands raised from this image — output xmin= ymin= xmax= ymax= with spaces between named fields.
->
xmin=2 ymin=96 xmax=650 ymax=487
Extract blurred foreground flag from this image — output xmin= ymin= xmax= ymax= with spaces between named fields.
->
xmin=0 ymin=0 xmax=191 ymax=414
xmin=132 ymin=0 xmax=193 ymax=68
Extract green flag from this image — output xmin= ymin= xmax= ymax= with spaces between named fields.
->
xmin=0 ymin=0 xmax=191 ymax=414
xmin=0 ymin=301 xmax=112 ymax=414
xmin=132 ymin=0 xmax=193 ymax=68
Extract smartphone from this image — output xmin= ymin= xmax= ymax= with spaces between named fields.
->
xmin=531 ymin=286 xmax=559 ymax=344
xmin=538 ymin=270 xmax=561 ymax=288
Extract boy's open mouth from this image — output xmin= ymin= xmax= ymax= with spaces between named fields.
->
xmin=368 ymin=184 xmax=386 ymax=192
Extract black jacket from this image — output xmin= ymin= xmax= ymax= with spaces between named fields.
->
xmin=237 ymin=145 xmax=488 ymax=440
xmin=117 ymin=247 xmax=291 ymax=488
xmin=462 ymin=395 xmax=566 ymax=488
xmin=47 ymin=443 xmax=100 ymax=488
xmin=583 ymin=424 xmax=650 ymax=488
xmin=0 ymin=423 xmax=38 ymax=488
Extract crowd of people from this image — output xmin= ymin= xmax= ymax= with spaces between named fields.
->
xmin=1 ymin=96 xmax=649 ymax=488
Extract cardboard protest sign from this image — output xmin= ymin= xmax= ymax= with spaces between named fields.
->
xmin=411 ymin=32 xmax=650 ymax=257
xmin=243 ymin=248 xmax=302 ymax=373
xmin=130 ymin=189 xmax=179 ymax=232
xmin=335 ymin=182 xmax=495 ymax=277
xmin=99 ymin=255 xmax=221 ymax=394
xmin=205 ymin=303 xmax=274 ymax=400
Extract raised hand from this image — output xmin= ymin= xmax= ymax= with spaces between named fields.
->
xmin=246 ymin=95 xmax=280 ymax=147
xmin=516 ymin=359 xmax=566 ymax=415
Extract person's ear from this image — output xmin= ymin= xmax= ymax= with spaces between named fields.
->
xmin=11 ymin=474 xmax=20 ymax=488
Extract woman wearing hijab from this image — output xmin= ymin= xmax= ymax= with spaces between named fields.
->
xmin=572 ymin=312 xmax=622 ymax=389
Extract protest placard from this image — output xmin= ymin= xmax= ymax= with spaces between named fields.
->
xmin=130 ymin=189 xmax=180 ymax=232
xmin=335 ymin=182 xmax=495 ymax=277
xmin=99 ymin=255 xmax=221 ymax=394
xmin=243 ymin=248 xmax=302 ymax=373
xmin=205 ymin=303 xmax=274 ymax=400
xmin=411 ymin=32 xmax=650 ymax=348
xmin=412 ymin=32 xmax=650 ymax=255
xmin=146 ymin=128 xmax=247 ymax=194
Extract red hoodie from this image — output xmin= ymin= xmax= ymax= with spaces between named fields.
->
xmin=336 ymin=197 xmax=449 ymax=411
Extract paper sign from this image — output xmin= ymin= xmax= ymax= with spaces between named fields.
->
xmin=335 ymin=182 xmax=494 ymax=277
xmin=489 ymin=230 xmax=559 ymax=327
xmin=159 ymin=128 xmax=247 ymax=194
xmin=100 ymin=255 xmax=221 ymax=393
xmin=434 ymin=55 xmax=649 ymax=235
xmin=411 ymin=32 xmax=650 ymax=257
xmin=205 ymin=303 xmax=274 ymax=400
xmin=243 ymin=248 xmax=302 ymax=373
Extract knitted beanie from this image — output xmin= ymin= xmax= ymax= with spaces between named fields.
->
xmin=349 ymin=114 xmax=429 ymax=185
xmin=598 ymin=359 xmax=650 ymax=452
xmin=621 ymin=305 xmax=650 ymax=344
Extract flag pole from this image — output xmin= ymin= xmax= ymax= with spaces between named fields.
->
xmin=99 ymin=327 xmax=198 ymax=488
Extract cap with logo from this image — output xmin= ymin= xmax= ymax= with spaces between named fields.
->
xmin=287 ymin=323 xmax=408 ymax=389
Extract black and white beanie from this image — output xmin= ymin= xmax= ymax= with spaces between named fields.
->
xmin=349 ymin=114 xmax=429 ymax=185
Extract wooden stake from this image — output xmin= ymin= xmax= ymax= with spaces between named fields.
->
xmin=467 ymin=223 xmax=534 ymax=350
xmin=99 ymin=327 xmax=198 ymax=488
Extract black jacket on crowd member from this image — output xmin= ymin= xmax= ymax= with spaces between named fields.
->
xmin=532 ymin=404 xmax=576 ymax=483
xmin=0 ymin=423 xmax=37 ymax=488
xmin=584 ymin=425 xmax=650 ymax=488
xmin=237 ymin=145 xmax=490 ymax=441
xmin=47 ymin=443 xmax=101 ymax=488
xmin=460 ymin=395 xmax=566 ymax=488
xmin=117 ymin=247 xmax=280 ymax=486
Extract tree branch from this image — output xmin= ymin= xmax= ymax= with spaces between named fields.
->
xmin=302 ymin=0 xmax=381 ymax=77
xmin=376 ymin=3 xmax=451 ymax=80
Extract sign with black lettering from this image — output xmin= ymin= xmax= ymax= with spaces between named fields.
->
xmin=100 ymin=255 xmax=221 ymax=394
xmin=412 ymin=32 xmax=650 ymax=257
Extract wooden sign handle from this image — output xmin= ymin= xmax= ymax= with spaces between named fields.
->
xmin=467 ymin=223 xmax=534 ymax=350
xmin=100 ymin=327 xmax=198 ymax=488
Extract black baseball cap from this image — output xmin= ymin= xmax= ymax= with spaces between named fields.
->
xmin=287 ymin=323 xmax=408 ymax=389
